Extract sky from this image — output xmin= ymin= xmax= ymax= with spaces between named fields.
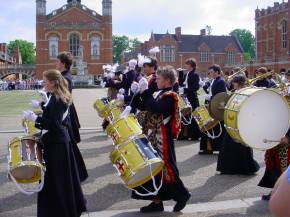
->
xmin=0 ymin=0 xmax=281 ymax=44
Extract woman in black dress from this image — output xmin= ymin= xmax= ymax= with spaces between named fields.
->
xmin=131 ymin=66 xmax=191 ymax=213
xmin=217 ymin=75 xmax=260 ymax=175
xmin=179 ymin=58 xmax=201 ymax=140
xmin=24 ymin=69 xmax=87 ymax=217
xmin=56 ymin=52 xmax=88 ymax=182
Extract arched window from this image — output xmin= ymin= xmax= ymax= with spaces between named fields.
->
xmin=281 ymin=20 xmax=287 ymax=49
xmin=48 ymin=36 xmax=59 ymax=59
xmin=90 ymin=36 xmax=100 ymax=59
xmin=69 ymin=33 xmax=80 ymax=57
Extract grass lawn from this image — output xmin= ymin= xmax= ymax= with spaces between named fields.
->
xmin=0 ymin=89 xmax=206 ymax=117
xmin=0 ymin=90 xmax=41 ymax=116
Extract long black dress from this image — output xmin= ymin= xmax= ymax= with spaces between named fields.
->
xmin=132 ymin=88 xmax=190 ymax=202
xmin=217 ymin=131 xmax=260 ymax=175
xmin=200 ymin=76 xmax=227 ymax=152
xmin=61 ymin=70 xmax=88 ymax=182
xmin=182 ymin=70 xmax=201 ymax=140
xmin=35 ymin=95 xmax=86 ymax=217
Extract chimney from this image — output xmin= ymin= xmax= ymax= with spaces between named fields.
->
xmin=175 ymin=27 xmax=181 ymax=41
xmin=200 ymin=29 xmax=206 ymax=36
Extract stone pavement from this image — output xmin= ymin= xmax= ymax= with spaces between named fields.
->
xmin=0 ymin=89 xmax=271 ymax=217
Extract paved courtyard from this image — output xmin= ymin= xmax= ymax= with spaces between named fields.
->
xmin=0 ymin=89 xmax=271 ymax=217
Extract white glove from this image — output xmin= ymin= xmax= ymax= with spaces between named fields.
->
xmin=31 ymin=99 xmax=40 ymax=109
xmin=38 ymin=90 xmax=48 ymax=103
xmin=119 ymin=88 xmax=125 ymax=95
xmin=179 ymin=87 xmax=184 ymax=95
xmin=199 ymin=80 xmax=205 ymax=87
xmin=107 ymin=72 xmax=115 ymax=79
xmin=120 ymin=106 xmax=132 ymax=118
xmin=205 ymin=94 xmax=211 ymax=101
xmin=117 ymin=93 xmax=124 ymax=102
xmin=23 ymin=110 xmax=37 ymax=122
xmin=101 ymin=81 xmax=106 ymax=88
xmin=139 ymin=78 xmax=148 ymax=93
xmin=131 ymin=82 xmax=140 ymax=94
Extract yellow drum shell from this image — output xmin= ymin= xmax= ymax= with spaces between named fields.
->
xmin=8 ymin=136 xmax=44 ymax=184
xmin=106 ymin=115 xmax=143 ymax=145
xmin=110 ymin=135 xmax=163 ymax=189
xmin=103 ymin=107 xmax=122 ymax=123
xmin=192 ymin=106 xmax=219 ymax=132
xmin=178 ymin=95 xmax=192 ymax=116
xmin=94 ymin=98 xmax=110 ymax=118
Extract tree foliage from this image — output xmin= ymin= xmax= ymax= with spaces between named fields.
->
xmin=230 ymin=29 xmax=255 ymax=59
xmin=8 ymin=40 xmax=36 ymax=64
xmin=113 ymin=35 xmax=141 ymax=63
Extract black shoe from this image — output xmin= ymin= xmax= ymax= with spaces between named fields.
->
xmin=198 ymin=150 xmax=213 ymax=155
xmin=261 ymin=193 xmax=271 ymax=201
xmin=173 ymin=193 xmax=191 ymax=212
xmin=140 ymin=202 xmax=164 ymax=213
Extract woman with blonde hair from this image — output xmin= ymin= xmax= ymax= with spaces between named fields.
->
xmin=23 ymin=69 xmax=86 ymax=217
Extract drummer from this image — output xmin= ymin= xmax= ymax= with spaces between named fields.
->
xmin=254 ymin=67 xmax=271 ymax=88
xmin=23 ymin=69 xmax=86 ymax=217
xmin=217 ymin=75 xmax=260 ymax=175
xmin=199 ymin=64 xmax=227 ymax=155
xmin=178 ymin=58 xmax=201 ymax=140
xmin=131 ymin=65 xmax=191 ymax=213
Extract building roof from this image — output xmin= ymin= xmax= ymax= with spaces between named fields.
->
xmin=153 ymin=34 xmax=244 ymax=53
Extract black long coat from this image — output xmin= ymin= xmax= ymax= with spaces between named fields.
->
xmin=35 ymin=95 xmax=86 ymax=217
xmin=61 ymin=70 xmax=88 ymax=182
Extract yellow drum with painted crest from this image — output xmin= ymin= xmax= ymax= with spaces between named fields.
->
xmin=192 ymin=105 xmax=219 ymax=132
xmin=94 ymin=98 xmax=110 ymax=118
xmin=106 ymin=114 xmax=142 ymax=145
xmin=8 ymin=136 xmax=45 ymax=184
xmin=110 ymin=135 xmax=163 ymax=188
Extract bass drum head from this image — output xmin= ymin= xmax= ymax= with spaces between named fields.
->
xmin=238 ymin=89 xmax=289 ymax=150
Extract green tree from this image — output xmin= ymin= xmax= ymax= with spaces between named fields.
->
xmin=8 ymin=40 xmax=36 ymax=64
xmin=230 ymin=29 xmax=255 ymax=59
xmin=113 ymin=35 xmax=141 ymax=63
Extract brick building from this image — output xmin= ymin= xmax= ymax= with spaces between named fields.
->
xmin=124 ymin=27 xmax=244 ymax=77
xmin=252 ymin=1 xmax=290 ymax=73
xmin=36 ymin=0 xmax=112 ymax=79
xmin=0 ymin=43 xmax=22 ymax=66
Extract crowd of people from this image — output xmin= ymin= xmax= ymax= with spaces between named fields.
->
xmin=17 ymin=48 xmax=290 ymax=217
xmin=0 ymin=79 xmax=43 ymax=91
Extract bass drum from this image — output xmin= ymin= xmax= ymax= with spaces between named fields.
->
xmin=224 ymin=87 xmax=290 ymax=150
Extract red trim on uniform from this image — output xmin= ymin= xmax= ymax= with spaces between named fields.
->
xmin=160 ymin=91 xmax=181 ymax=139
xmin=148 ymin=74 xmax=156 ymax=87
xmin=161 ymin=123 xmax=175 ymax=183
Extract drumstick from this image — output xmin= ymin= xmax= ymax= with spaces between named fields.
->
xmin=263 ymin=139 xmax=281 ymax=143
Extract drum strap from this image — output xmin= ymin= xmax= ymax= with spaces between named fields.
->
xmin=8 ymin=168 xmax=45 ymax=195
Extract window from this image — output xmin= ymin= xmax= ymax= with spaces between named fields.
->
xmin=282 ymin=20 xmax=287 ymax=49
xmin=48 ymin=36 xmax=59 ymax=59
xmin=90 ymin=36 xmax=100 ymax=59
xmin=160 ymin=45 xmax=175 ymax=62
xmin=227 ymin=51 xmax=235 ymax=65
xmin=200 ymin=51 xmax=209 ymax=62
xmin=69 ymin=33 xmax=80 ymax=57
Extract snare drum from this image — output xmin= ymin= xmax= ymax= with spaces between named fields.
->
xmin=104 ymin=107 xmax=122 ymax=123
xmin=110 ymin=135 xmax=163 ymax=188
xmin=193 ymin=106 xmax=219 ymax=132
xmin=8 ymin=136 xmax=44 ymax=184
xmin=106 ymin=115 xmax=143 ymax=145
xmin=94 ymin=98 xmax=110 ymax=118
xmin=178 ymin=95 xmax=192 ymax=116
xmin=224 ymin=87 xmax=290 ymax=150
